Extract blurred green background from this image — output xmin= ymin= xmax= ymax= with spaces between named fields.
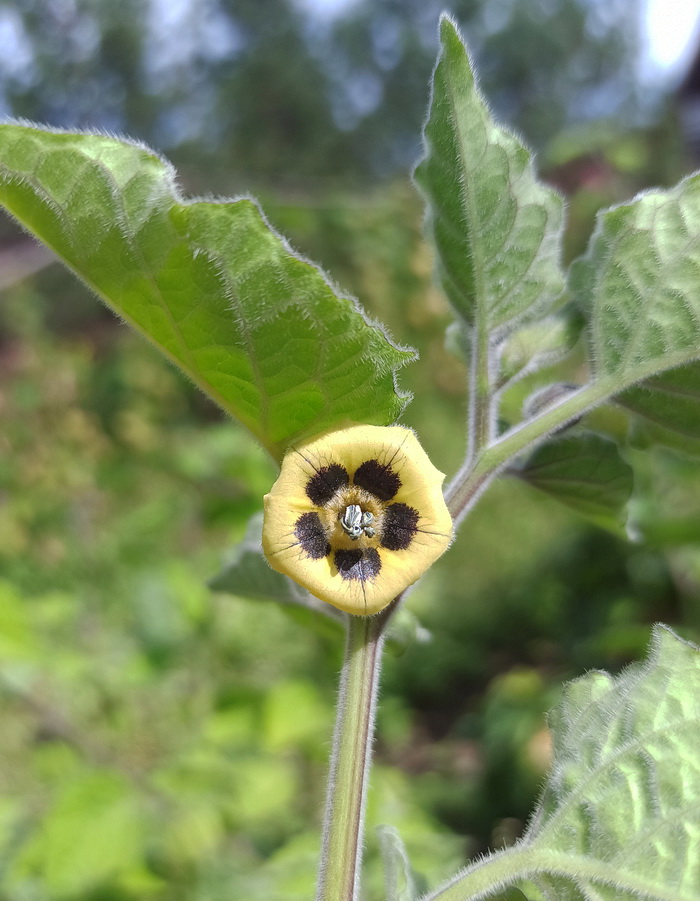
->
xmin=1 ymin=1 xmax=700 ymax=898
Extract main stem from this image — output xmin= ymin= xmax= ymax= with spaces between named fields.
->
xmin=315 ymin=609 xmax=389 ymax=901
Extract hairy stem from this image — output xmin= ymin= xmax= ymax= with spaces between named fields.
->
xmin=446 ymin=379 xmax=612 ymax=523
xmin=315 ymin=609 xmax=389 ymax=901
xmin=421 ymin=845 xmax=692 ymax=901
xmin=421 ymin=846 xmax=534 ymax=901
xmin=467 ymin=320 xmax=494 ymax=467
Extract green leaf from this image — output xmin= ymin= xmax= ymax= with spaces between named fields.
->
xmin=514 ymin=432 xmax=633 ymax=532
xmin=444 ymin=310 xmax=579 ymax=387
xmin=571 ymin=173 xmax=700 ymax=390
xmin=529 ymin=625 xmax=700 ymax=900
xmin=414 ymin=16 xmax=564 ymax=336
xmin=617 ymin=363 xmax=700 ymax=457
xmin=497 ymin=310 xmax=581 ymax=389
xmin=449 ymin=158 xmax=700 ymax=503
xmin=0 ymin=124 xmax=415 ymax=460
xmin=424 ymin=626 xmax=700 ymax=901
xmin=449 ymin=173 xmax=700 ymax=506
xmin=377 ymin=825 xmax=419 ymax=901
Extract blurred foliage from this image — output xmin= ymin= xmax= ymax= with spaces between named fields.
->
xmin=2 ymin=0 xmax=700 ymax=898
xmin=0 ymin=0 xmax=642 ymax=184
xmin=0 ymin=250 xmax=465 ymax=898
xmin=2 ymin=173 xmax=699 ymax=898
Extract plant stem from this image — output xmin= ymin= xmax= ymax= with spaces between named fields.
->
xmin=446 ymin=379 xmax=611 ymax=523
xmin=315 ymin=609 xmax=389 ymax=901
xmin=466 ymin=319 xmax=493 ymax=467
xmin=423 ymin=845 xmax=690 ymax=901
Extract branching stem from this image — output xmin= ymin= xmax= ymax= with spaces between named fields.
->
xmin=314 ymin=376 xmax=636 ymax=899
xmin=446 ymin=379 xmax=613 ymax=523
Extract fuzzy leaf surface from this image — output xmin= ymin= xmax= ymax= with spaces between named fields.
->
xmin=472 ymin=173 xmax=700 ymax=493
xmin=378 ymin=826 xmax=419 ymax=901
xmin=497 ymin=311 xmax=580 ymax=389
xmin=0 ymin=124 xmax=414 ymax=460
xmin=424 ymin=626 xmax=700 ymax=901
xmin=571 ymin=173 xmax=700 ymax=390
xmin=617 ymin=362 xmax=700 ymax=456
xmin=515 ymin=432 xmax=633 ymax=531
xmin=414 ymin=16 xmax=564 ymax=337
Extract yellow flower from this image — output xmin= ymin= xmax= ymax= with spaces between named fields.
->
xmin=262 ymin=425 xmax=453 ymax=615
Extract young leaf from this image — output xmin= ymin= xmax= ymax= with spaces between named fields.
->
xmin=459 ymin=175 xmax=700 ymax=504
xmin=414 ymin=16 xmax=564 ymax=339
xmin=0 ymin=124 xmax=415 ymax=460
xmin=423 ymin=626 xmax=700 ymax=901
xmin=514 ymin=432 xmax=633 ymax=532
xmin=571 ymin=173 xmax=700 ymax=391
xmin=378 ymin=825 xmax=419 ymax=901
xmin=496 ymin=311 xmax=581 ymax=390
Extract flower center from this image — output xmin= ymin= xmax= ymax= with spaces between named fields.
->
xmin=340 ymin=504 xmax=376 ymax=540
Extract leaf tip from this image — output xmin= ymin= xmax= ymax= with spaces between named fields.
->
xmin=438 ymin=12 xmax=460 ymax=45
xmin=438 ymin=13 xmax=474 ymax=66
xmin=649 ymin=622 xmax=700 ymax=662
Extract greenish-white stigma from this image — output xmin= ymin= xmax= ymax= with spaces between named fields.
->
xmin=340 ymin=504 xmax=376 ymax=540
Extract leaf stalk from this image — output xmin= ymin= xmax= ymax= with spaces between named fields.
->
xmin=466 ymin=321 xmax=495 ymax=467
xmin=446 ymin=380 xmax=612 ymax=523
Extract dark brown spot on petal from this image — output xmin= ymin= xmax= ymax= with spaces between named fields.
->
xmin=381 ymin=503 xmax=419 ymax=551
xmin=295 ymin=512 xmax=331 ymax=559
xmin=334 ymin=548 xmax=381 ymax=581
xmin=305 ymin=464 xmax=349 ymax=506
xmin=353 ymin=459 xmax=401 ymax=501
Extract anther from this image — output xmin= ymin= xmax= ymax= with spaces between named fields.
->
xmin=340 ymin=505 xmax=375 ymax=540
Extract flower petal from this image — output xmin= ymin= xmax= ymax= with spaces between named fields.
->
xmin=262 ymin=424 xmax=453 ymax=615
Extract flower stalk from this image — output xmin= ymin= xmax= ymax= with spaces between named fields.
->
xmin=315 ymin=608 xmax=390 ymax=901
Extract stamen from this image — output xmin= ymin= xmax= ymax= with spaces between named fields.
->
xmin=340 ymin=506 xmax=376 ymax=540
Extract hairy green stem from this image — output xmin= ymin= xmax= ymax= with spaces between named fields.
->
xmin=422 ymin=845 xmax=692 ymax=901
xmin=315 ymin=609 xmax=389 ymax=901
xmin=467 ymin=320 xmax=494 ymax=467
xmin=446 ymin=379 xmax=612 ymax=523
xmin=422 ymin=846 xmax=534 ymax=900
